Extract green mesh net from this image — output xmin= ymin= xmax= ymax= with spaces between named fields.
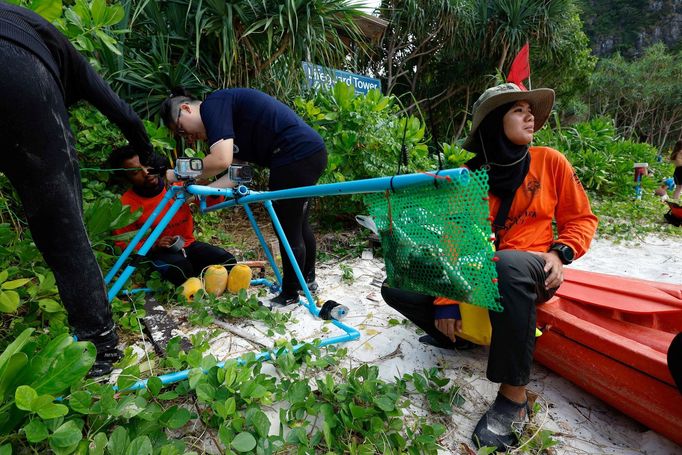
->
xmin=364 ymin=170 xmax=502 ymax=312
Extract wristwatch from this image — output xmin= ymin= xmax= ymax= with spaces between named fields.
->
xmin=549 ymin=243 xmax=574 ymax=265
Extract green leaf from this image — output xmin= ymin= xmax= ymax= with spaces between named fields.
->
xmin=68 ymin=391 xmax=92 ymax=414
xmin=0 ymin=270 xmax=8 ymax=284
xmin=30 ymin=0 xmax=63 ymax=22
xmin=2 ymin=278 xmax=30 ymax=290
xmin=49 ymin=420 xmax=82 ymax=448
xmin=36 ymin=402 xmax=69 ymax=420
xmin=0 ymin=290 xmax=21 ymax=313
xmin=114 ymin=396 xmax=146 ymax=419
xmin=38 ymin=298 xmax=63 ymax=313
xmin=31 ymin=341 xmax=95 ymax=395
xmin=249 ymin=410 xmax=270 ymax=438
xmin=157 ymin=391 xmax=178 ymax=401
xmin=0 ymin=443 xmax=11 ymax=455
xmin=0 ymin=328 xmax=32 ymax=372
xmin=349 ymin=402 xmax=374 ymax=419
xmin=90 ymin=0 xmax=105 ymax=24
xmin=23 ymin=418 xmax=49 ymax=443
xmin=146 ymin=377 xmax=162 ymax=397
xmin=107 ymin=426 xmax=129 ymax=455
xmin=39 ymin=272 xmax=56 ymax=293
xmin=195 ymin=382 xmax=216 ymax=402
xmin=374 ymin=395 xmax=395 ymax=412
xmin=89 ymin=432 xmax=108 ymax=455
xmin=231 ymin=432 xmax=257 ymax=453
xmin=125 ymin=436 xmax=152 ymax=455
xmin=0 ymin=352 xmax=28 ymax=399
xmin=160 ymin=406 xmax=191 ymax=430
xmin=224 ymin=397 xmax=236 ymax=416
xmin=15 ymin=385 xmax=37 ymax=411
xmin=286 ymin=381 xmax=310 ymax=404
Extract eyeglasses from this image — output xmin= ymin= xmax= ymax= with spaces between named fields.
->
xmin=175 ymin=107 xmax=185 ymax=135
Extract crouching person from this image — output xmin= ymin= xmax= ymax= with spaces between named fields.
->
xmin=381 ymin=83 xmax=598 ymax=451
xmin=108 ymin=146 xmax=236 ymax=285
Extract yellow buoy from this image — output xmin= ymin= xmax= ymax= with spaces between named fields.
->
xmin=180 ymin=277 xmax=203 ymax=301
xmin=227 ymin=264 xmax=252 ymax=293
xmin=204 ymin=265 xmax=228 ymax=297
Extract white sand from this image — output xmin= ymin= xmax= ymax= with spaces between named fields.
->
xmin=143 ymin=235 xmax=681 ymax=454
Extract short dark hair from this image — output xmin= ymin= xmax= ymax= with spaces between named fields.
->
xmin=107 ymin=145 xmax=139 ymax=180
xmin=160 ymin=86 xmax=197 ymax=129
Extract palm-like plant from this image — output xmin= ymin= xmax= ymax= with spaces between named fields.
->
xmin=120 ymin=0 xmax=365 ymax=102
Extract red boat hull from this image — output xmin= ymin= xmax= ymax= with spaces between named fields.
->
xmin=535 ymin=269 xmax=682 ymax=445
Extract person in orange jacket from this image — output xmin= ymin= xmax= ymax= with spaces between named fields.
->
xmin=108 ymin=146 xmax=236 ymax=285
xmin=381 ymin=83 xmax=598 ymax=451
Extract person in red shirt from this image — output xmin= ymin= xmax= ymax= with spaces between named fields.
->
xmin=381 ymin=83 xmax=598 ymax=451
xmin=109 ymin=147 xmax=236 ymax=286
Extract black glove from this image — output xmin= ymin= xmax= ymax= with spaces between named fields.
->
xmin=146 ymin=153 xmax=170 ymax=176
xmin=137 ymin=143 xmax=154 ymax=166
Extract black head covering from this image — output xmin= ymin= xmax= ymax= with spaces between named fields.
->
xmin=465 ymin=102 xmax=530 ymax=231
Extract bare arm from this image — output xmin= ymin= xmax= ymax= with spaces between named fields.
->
xmin=202 ymin=139 xmax=234 ymax=178
xmin=167 ymin=139 xmax=234 ymax=183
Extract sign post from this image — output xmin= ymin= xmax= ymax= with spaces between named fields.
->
xmin=302 ymin=62 xmax=381 ymax=95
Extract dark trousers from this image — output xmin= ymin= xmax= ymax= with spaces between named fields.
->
xmin=381 ymin=250 xmax=555 ymax=386
xmin=148 ymin=241 xmax=236 ymax=286
xmin=268 ymin=150 xmax=327 ymax=294
xmin=0 ymin=42 xmax=112 ymax=341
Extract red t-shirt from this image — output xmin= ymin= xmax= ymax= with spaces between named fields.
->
xmin=113 ymin=187 xmax=195 ymax=251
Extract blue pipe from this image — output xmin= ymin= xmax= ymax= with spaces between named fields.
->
xmin=121 ymin=288 xmax=154 ymax=295
xmin=262 ymin=200 xmax=315 ymax=310
xmin=107 ymin=195 xmax=187 ymax=302
xmin=105 ymin=187 xmax=179 ymax=284
xmin=198 ymin=168 xmax=469 ymax=211
xmin=120 ymin=323 xmax=360 ymax=392
xmin=243 ymin=204 xmax=283 ymax=286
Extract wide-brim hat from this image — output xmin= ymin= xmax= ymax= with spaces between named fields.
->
xmin=462 ymin=83 xmax=555 ymax=151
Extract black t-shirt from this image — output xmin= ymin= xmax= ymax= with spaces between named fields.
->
xmin=0 ymin=3 xmax=152 ymax=159
xmin=674 ymin=166 xmax=682 ymax=186
xmin=200 ymin=88 xmax=325 ymax=168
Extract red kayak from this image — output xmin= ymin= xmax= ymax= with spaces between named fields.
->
xmin=535 ymin=268 xmax=682 ymax=445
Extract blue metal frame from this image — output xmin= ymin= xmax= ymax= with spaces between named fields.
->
xmin=105 ymin=168 xmax=469 ymax=391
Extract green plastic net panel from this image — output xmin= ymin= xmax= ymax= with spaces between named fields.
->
xmin=364 ymin=170 xmax=502 ymax=312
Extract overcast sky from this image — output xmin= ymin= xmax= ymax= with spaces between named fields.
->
xmin=358 ymin=0 xmax=380 ymax=14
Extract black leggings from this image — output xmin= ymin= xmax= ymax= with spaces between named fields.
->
xmin=0 ymin=41 xmax=112 ymax=340
xmin=381 ymin=250 xmax=555 ymax=386
xmin=148 ymin=241 xmax=236 ymax=286
xmin=268 ymin=150 xmax=327 ymax=293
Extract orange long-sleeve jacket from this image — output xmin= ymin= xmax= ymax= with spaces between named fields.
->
xmin=434 ymin=146 xmax=598 ymax=309
xmin=488 ymin=146 xmax=597 ymax=256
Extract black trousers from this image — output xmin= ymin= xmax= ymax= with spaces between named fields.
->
xmin=381 ymin=250 xmax=555 ymax=386
xmin=0 ymin=41 xmax=112 ymax=341
xmin=147 ymin=241 xmax=236 ymax=286
xmin=268 ymin=150 xmax=327 ymax=294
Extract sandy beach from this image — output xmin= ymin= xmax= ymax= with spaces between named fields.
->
xmin=132 ymin=234 xmax=682 ymax=454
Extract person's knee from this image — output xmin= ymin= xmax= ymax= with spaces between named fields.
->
xmin=495 ymin=250 xmax=544 ymax=281
xmin=215 ymin=249 xmax=236 ymax=265
xmin=153 ymin=259 xmax=193 ymax=285
xmin=380 ymin=280 xmax=401 ymax=310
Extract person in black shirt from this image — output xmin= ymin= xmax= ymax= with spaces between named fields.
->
xmin=160 ymin=88 xmax=327 ymax=306
xmin=0 ymin=3 xmax=153 ymax=376
xmin=671 ymin=140 xmax=682 ymax=200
